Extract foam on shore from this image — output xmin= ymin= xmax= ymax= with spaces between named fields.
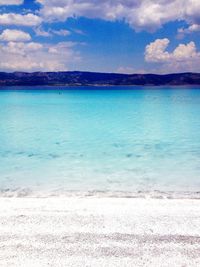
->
xmin=1 ymin=188 xmax=200 ymax=199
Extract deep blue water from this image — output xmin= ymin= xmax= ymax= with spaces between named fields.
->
xmin=0 ymin=86 xmax=200 ymax=196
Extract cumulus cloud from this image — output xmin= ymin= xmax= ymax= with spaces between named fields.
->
xmin=0 ymin=13 xmax=42 ymax=26
xmin=1 ymin=41 xmax=43 ymax=56
xmin=0 ymin=40 xmax=80 ymax=71
xmin=145 ymin=38 xmax=200 ymax=73
xmin=145 ymin=39 xmax=199 ymax=62
xmin=0 ymin=29 xmax=31 ymax=42
xmin=0 ymin=0 xmax=23 ymax=5
xmin=2 ymin=1 xmax=199 ymax=32
xmin=36 ymin=0 xmax=200 ymax=31
xmin=145 ymin=38 xmax=171 ymax=62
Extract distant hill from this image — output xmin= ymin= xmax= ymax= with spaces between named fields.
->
xmin=0 ymin=71 xmax=200 ymax=86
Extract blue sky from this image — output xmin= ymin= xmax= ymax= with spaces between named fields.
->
xmin=0 ymin=0 xmax=200 ymax=73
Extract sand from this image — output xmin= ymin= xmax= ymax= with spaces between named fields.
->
xmin=0 ymin=197 xmax=200 ymax=266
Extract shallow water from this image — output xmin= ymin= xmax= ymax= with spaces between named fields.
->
xmin=0 ymin=86 xmax=200 ymax=197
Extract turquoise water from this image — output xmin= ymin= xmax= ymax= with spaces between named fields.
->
xmin=0 ymin=86 xmax=200 ymax=197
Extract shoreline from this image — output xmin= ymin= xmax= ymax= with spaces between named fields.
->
xmin=0 ymin=197 xmax=200 ymax=266
xmin=1 ymin=84 xmax=200 ymax=88
xmin=1 ymin=189 xmax=200 ymax=199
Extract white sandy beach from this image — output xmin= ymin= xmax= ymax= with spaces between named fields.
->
xmin=0 ymin=197 xmax=200 ymax=267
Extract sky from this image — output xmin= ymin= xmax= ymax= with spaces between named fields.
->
xmin=0 ymin=0 xmax=200 ymax=74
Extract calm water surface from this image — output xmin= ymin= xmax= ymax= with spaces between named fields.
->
xmin=0 ymin=86 xmax=200 ymax=196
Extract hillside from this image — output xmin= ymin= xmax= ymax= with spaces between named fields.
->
xmin=0 ymin=71 xmax=200 ymax=86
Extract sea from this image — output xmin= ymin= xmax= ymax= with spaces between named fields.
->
xmin=0 ymin=86 xmax=200 ymax=198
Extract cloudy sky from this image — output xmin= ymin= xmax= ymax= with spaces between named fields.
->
xmin=0 ymin=0 xmax=200 ymax=73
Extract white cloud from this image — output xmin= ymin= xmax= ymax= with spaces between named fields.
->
xmin=0 ymin=29 xmax=31 ymax=42
xmin=51 ymin=29 xmax=71 ymax=36
xmin=72 ymin=29 xmax=86 ymax=35
xmin=34 ymin=27 xmax=71 ymax=37
xmin=36 ymin=0 xmax=200 ymax=31
xmin=34 ymin=27 xmax=52 ymax=37
xmin=48 ymin=41 xmax=76 ymax=53
xmin=173 ymin=42 xmax=198 ymax=61
xmin=0 ymin=41 xmax=81 ymax=71
xmin=145 ymin=38 xmax=200 ymax=73
xmin=145 ymin=39 xmax=199 ymax=62
xmin=178 ymin=24 xmax=200 ymax=38
xmin=145 ymin=38 xmax=171 ymax=62
xmin=0 ymin=0 xmax=23 ymax=5
xmin=1 ymin=41 xmax=43 ymax=56
xmin=116 ymin=66 xmax=146 ymax=74
xmin=0 ymin=13 xmax=42 ymax=26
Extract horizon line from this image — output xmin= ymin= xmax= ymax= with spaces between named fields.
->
xmin=1 ymin=71 xmax=200 ymax=76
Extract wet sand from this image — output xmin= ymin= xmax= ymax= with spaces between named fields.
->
xmin=0 ymin=197 xmax=200 ymax=266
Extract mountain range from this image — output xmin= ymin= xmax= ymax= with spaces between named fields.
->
xmin=0 ymin=71 xmax=200 ymax=86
